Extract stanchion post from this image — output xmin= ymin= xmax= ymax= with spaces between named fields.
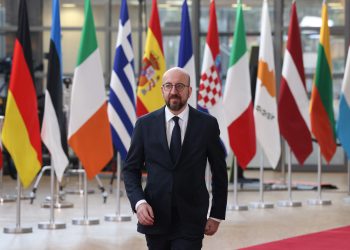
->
xmin=227 ymin=156 xmax=248 ymax=211
xmin=277 ymin=145 xmax=301 ymax=207
xmin=72 ymin=169 xmax=99 ymax=225
xmin=38 ymin=166 xmax=66 ymax=230
xmin=307 ymin=145 xmax=331 ymax=206
xmin=4 ymin=177 xmax=32 ymax=234
xmin=249 ymin=151 xmax=274 ymax=209
xmin=66 ymin=163 xmax=95 ymax=195
xmin=344 ymin=160 xmax=350 ymax=203
xmin=105 ymin=153 xmax=131 ymax=222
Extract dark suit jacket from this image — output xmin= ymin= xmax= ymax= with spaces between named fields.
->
xmin=123 ymin=105 xmax=228 ymax=237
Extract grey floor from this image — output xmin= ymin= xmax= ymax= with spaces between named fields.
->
xmin=0 ymin=170 xmax=350 ymax=250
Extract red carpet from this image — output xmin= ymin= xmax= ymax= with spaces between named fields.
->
xmin=241 ymin=225 xmax=350 ymax=250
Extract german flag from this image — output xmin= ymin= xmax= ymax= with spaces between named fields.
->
xmin=1 ymin=0 xmax=42 ymax=188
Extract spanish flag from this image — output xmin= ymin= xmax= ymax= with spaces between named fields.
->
xmin=136 ymin=0 xmax=166 ymax=116
xmin=310 ymin=0 xmax=336 ymax=163
xmin=1 ymin=0 xmax=42 ymax=188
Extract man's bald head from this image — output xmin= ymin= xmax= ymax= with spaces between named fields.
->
xmin=163 ymin=67 xmax=191 ymax=86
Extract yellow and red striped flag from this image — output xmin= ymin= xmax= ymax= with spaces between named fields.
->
xmin=1 ymin=0 xmax=42 ymax=188
xmin=136 ymin=0 xmax=166 ymax=116
xmin=310 ymin=0 xmax=336 ymax=163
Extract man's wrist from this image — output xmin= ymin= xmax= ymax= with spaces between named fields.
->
xmin=135 ymin=199 xmax=147 ymax=211
xmin=209 ymin=217 xmax=221 ymax=223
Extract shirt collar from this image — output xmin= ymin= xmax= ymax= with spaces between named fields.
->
xmin=165 ymin=104 xmax=189 ymax=123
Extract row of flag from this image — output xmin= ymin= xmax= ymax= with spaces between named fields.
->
xmin=1 ymin=0 xmax=350 ymax=189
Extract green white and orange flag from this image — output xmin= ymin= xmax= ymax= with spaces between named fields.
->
xmin=68 ymin=0 xmax=113 ymax=179
xmin=309 ymin=0 xmax=336 ymax=163
xmin=1 ymin=0 xmax=42 ymax=188
xmin=136 ymin=0 xmax=166 ymax=116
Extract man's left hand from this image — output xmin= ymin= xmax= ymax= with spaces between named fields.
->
xmin=204 ymin=218 xmax=220 ymax=236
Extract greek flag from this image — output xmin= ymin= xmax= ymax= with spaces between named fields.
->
xmin=108 ymin=0 xmax=136 ymax=160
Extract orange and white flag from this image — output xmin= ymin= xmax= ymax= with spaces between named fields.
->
xmin=253 ymin=0 xmax=281 ymax=168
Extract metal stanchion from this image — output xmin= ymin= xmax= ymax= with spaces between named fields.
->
xmin=249 ymin=151 xmax=274 ymax=209
xmin=343 ymin=160 xmax=350 ymax=203
xmin=4 ymin=177 xmax=32 ymax=234
xmin=38 ymin=165 xmax=66 ymax=230
xmin=307 ymin=145 xmax=331 ymax=206
xmin=277 ymin=145 xmax=302 ymax=207
xmin=105 ymin=153 xmax=131 ymax=222
xmin=0 ymin=169 xmax=16 ymax=203
xmin=72 ymin=169 xmax=99 ymax=225
xmin=30 ymin=165 xmax=51 ymax=203
xmin=66 ymin=163 xmax=95 ymax=195
xmin=227 ymin=156 xmax=248 ymax=211
xmin=41 ymin=178 xmax=74 ymax=209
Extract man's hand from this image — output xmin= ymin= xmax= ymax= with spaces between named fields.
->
xmin=136 ymin=203 xmax=154 ymax=226
xmin=204 ymin=218 xmax=220 ymax=236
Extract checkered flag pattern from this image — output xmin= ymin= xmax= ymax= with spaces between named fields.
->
xmin=198 ymin=65 xmax=222 ymax=109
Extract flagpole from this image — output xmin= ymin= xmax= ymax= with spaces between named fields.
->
xmin=227 ymin=156 xmax=248 ymax=211
xmin=72 ymin=168 xmax=99 ymax=225
xmin=105 ymin=153 xmax=131 ymax=222
xmin=38 ymin=166 xmax=66 ymax=230
xmin=250 ymin=147 xmax=273 ymax=209
xmin=343 ymin=159 xmax=350 ymax=203
xmin=277 ymin=144 xmax=301 ymax=207
xmin=307 ymin=145 xmax=331 ymax=206
xmin=4 ymin=177 xmax=32 ymax=234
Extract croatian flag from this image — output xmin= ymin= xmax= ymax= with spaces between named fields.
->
xmin=108 ymin=0 xmax=136 ymax=160
xmin=178 ymin=0 xmax=196 ymax=107
xmin=197 ymin=0 xmax=230 ymax=153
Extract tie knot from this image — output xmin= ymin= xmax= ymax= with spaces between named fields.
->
xmin=172 ymin=116 xmax=180 ymax=124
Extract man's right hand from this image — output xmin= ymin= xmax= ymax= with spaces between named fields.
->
xmin=136 ymin=203 xmax=154 ymax=226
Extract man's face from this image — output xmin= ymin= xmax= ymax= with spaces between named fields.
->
xmin=161 ymin=69 xmax=192 ymax=112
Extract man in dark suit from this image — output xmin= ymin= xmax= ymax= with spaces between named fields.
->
xmin=123 ymin=67 xmax=228 ymax=250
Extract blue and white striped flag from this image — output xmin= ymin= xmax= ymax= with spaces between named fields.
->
xmin=178 ymin=0 xmax=196 ymax=107
xmin=108 ymin=0 xmax=136 ymax=160
xmin=337 ymin=45 xmax=350 ymax=158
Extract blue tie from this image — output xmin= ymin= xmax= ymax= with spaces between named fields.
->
xmin=170 ymin=116 xmax=181 ymax=163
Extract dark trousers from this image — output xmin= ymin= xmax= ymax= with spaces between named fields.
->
xmin=145 ymin=234 xmax=203 ymax=250
xmin=145 ymin=206 xmax=203 ymax=250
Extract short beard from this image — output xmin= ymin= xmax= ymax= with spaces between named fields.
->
xmin=166 ymin=95 xmax=186 ymax=111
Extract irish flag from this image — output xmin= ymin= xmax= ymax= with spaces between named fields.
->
xmin=136 ymin=0 xmax=165 ymax=116
xmin=223 ymin=0 xmax=256 ymax=168
xmin=278 ymin=2 xmax=312 ymax=165
xmin=68 ymin=0 xmax=113 ymax=179
xmin=1 ymin=0 xmax=42 ymax=188
xmin=310 ymin=0 xmax=336 ymax=163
